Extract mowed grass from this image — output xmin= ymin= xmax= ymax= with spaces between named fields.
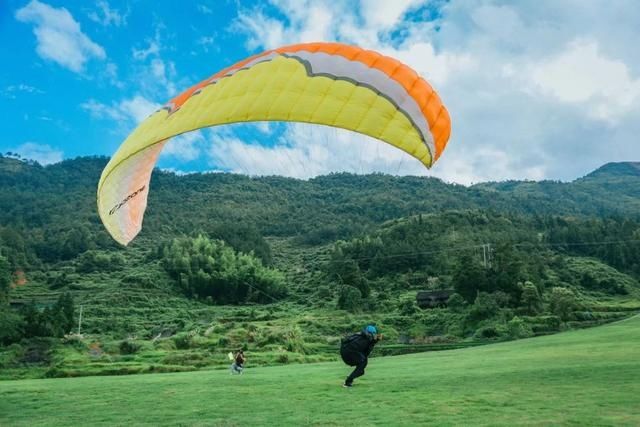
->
xmin=1 ymin=317 xmax=639 ymax=426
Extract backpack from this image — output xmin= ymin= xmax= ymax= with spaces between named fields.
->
xmin=340 ymin=333 xmax=361 ymax=352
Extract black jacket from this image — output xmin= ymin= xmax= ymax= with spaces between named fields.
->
xmin=341 ymin=332 xmax=378 ymax=357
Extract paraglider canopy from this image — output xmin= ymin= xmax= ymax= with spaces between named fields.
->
xmin=97 ymin=42 xmax=452 ymax=245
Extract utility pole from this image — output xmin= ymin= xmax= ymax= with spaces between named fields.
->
xmin=482 ymin=244 xmax=487 ymax=268
xmin=481 ymin=244 xmax=493 ymax=268
xmin=77 ymin=305 xmax=83 ymax=335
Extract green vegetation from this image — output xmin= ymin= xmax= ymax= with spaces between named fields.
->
xmin=0 ymin=156 xmax=639 ymax=380
xmin=159 ymin=235 xmax=285 ymax=304
xmin=1 ymin=315 xmax=638 ymax=426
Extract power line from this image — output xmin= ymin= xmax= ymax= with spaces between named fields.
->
xmin=309 ymin=238 xmax=640 ymax=265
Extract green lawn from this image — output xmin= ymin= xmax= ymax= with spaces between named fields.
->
xmin=1 ymin=316 xmax=639 ymax=426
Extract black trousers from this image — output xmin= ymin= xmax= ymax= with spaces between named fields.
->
xmin=342 ymin=350 xmax=368 ymax=385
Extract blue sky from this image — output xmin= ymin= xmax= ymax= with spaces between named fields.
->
xmin=2 ymin=0 xmax=640 ymax=184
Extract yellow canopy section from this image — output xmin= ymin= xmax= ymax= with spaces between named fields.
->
xmin=97 ymin=42 xmax=451 ymax=245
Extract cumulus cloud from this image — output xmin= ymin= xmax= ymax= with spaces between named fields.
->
xmin=531 ymin=39 xmax=640 ymax=123
xmin=10 ymin=142 xmax=63 ymax=165
xmin=16 ymin=0 xmax=106 ymax=73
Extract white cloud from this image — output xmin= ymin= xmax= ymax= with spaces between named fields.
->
xmin=130 ymin=25 xmax=178 ymax=96
xmin=197 ymin=4 xmax=213 ymax=15
xmin=360 ymin=0 xmax=423 ymax=29
xmin=81 ymin=95 xmax=160 ymax=124
xmin=3 ymin=84 xmax=44 ymax=98
xmin=531 ymin=39 xmax=640 ymax=122
xmin=119 ymin=96 xmax=161 ymax=123
xmin=133 ymin=41 xmax=160 ymax=61
xmin=10 ymin=142 xmax=63 ymax=165
xmin=149 ymin=58 xmax=177 ymax=95
xmin=103 ymin=62 xmax=124 ymax=88
xmin=132 ymin=29 xmax=162 ymax=61
xmin=205 ymin=124 xmax=427 ymax=179
xmin=81 ymin=99 xmax=124 ymax=121
xmin=162 ymin=132 xmax=204 ymax=162
xmin=16 ymin=0 xmax=106 ymax=73
xmin=254 ymin=122 xmax=273 ymax=135
xmin=198 ymin=36 xmax=218 ymax=53
xmin=88 ymin=1 xmax=127 ymax=27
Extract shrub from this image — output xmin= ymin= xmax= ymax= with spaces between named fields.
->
xmin=277 ymin=353 xmax=289 ymax=364
xmin=337 ymin=286 xmax=362 ymax=312
xmin=474 ymin=324 xmax=506 ymax=340
xmin=549 ymin=287 xmax=578 ymax=321
xmin=119 ymin=340 xmax=140 ymax=355
xmin=0 ymin=307 xmax=25 ymax=345
xmin=173 ymin=333 xmax=193 ymax=350
xmin=447 ymin=293 xmax=466 ymax=313
xmin=469 ymin=292 xmax=499 ymax=321
xmin=507 ymin=316 xmax=533 ymax=339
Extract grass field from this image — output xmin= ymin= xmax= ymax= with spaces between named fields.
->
xmin=1 ymin=316 xmax=638 ymax=426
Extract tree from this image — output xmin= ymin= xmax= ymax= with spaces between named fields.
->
xmin=0 ymin=254 xmax=11 ymax=304
xmin=54 ymin=293 xmax=75 ymax=334
xmin=452 ymin=254 xmax=487 ymax=303
xmin=0 ymin=307 xmax=24 ymax=344
xmin=520 ymin=281 xmax=542 ymax=314
xmin=507 ymin=316 xmax=533 ymax=339
xmin=447 ymin=293 xmax=466 ymax=313
xmin=337 ymin=285 xmax=362 ymax=312
xmin=549 ymin=287 xmax=577 ymax=321
xmin=469 ymin=292 xmax=499 ymax=321
xmin=161 ymin=235 xmax=286 ymax=304
xmin=330 ymin=259 xmax=370 ymax=298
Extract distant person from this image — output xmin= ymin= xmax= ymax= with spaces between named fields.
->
xmin=340 ymin=325 xmax=381 ymax=388
xmin=230 ymin=350 xmax=245 ymax=374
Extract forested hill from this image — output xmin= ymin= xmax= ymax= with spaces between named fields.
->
xmin=1 ymin=156 xmax=639 ymax=247
xmin=584 ymin=161 xmax=640 ymax=178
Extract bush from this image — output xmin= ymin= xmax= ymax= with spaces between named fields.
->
xmin=520 ymin=281 xmax=542 ymax=314
xmin=277 ymin=353 xmax=289 ymax=364
xmin=173 ymin=333 xmax=194 ymax=350
xmin=469 ymin=292 xmax=499 ymax=321
xmin=398 ymin=299 xmax=419 ymax=316
xmin=526 ymin=315 xmax=562 ymax=334
xmin=337 ymin=286 xmax=362 ymax=312
xmin=474 ymin=325 xmax=504 ymax=339
xmin=507 ymin=316 xmax=533 ymax=339
xmin=447 ymin=293 xmax=466 ymax=313
xmin=549 ymin=287 xmax=578 ymax=321
xmin=119 ymin=340 xmax=141 ymax=355
xmin=19 ymin=338 xmax=53 ymax=365
xmin=0 ymin=307 xmax=25 ymax=345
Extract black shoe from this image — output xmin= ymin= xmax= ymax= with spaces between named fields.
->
xmin=343 ymin=383 xmax=353 ymax=388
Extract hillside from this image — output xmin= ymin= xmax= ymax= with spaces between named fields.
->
xmin=1 ymin=315 xmax=638 ymax=426
xmin=584 ymin=161 xmax=640 ymax=179
xmin=1 ymin=156 xmax=639 ymax=379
